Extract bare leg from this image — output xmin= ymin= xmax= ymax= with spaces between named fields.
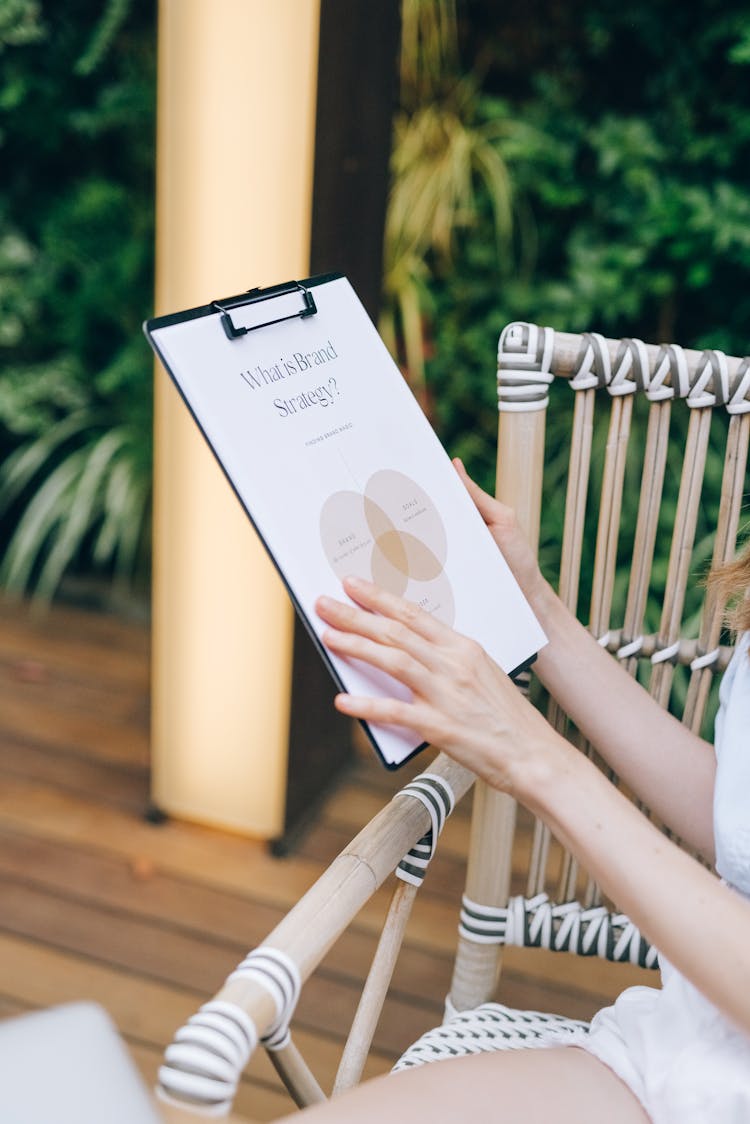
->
xmin=274 ymin=1048 xmax=650 ymax=1124
xmin=159 ymin=1104 xmax=254 ymax=1123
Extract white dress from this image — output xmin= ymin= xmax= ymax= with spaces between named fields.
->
xmin=580 ymin=630 xmax=750 ymax=1122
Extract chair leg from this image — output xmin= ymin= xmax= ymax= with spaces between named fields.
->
xmin=267 ymin=1039 xmax=328 ymax=1109
xmin=334 ymin=880 xmax=420 ymax=1093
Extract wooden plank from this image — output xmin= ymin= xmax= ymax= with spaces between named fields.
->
xmin=0 ymin=816 xmax=637 ymax=1032
xmin=0 ymin=599 xmax=149 ymax=669
xmin=0 ymin=600 xmax=150 ymax=770
xmin=0 ymin=771 xmax=653 ymax=1000
xmin=0 ymin=595 xmax=659 ymax=1105
xmin=0 ymin=775 xmax=468 ymax=957
xmin=0 ymin=826 xmax=454 ymax=1003
xmin=0 ymin=874 xmax=445 ymax=1051
xmin=0 ymin=933 xmax=390 ymax=1109
xmin=0 ymin=671 xmax=149 ymax=768
xmin=0 ymin=825 xmax=282 ymax=945
xmin=0 ymin=829 xmax=648 ymax=1017
xmin=0 ymin=881 xmax=446 ymax=1058
xmin=0 ymin=775 xmax=324 ymax=905
xmin=0 ymin=733 xmax=149 ymax=813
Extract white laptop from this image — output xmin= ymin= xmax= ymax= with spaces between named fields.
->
xmin=0 ymin=1002 xmax=163 ymax=1123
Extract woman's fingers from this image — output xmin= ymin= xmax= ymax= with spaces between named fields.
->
xmin=342 ymin=575 xmax=446 ymax=642
xmin=316 ymin=578 xmax=475 ymax=714
xmin=321 ymin=621 xmax=427 ymax=691
xmin=315 ymin=576 xmax=548 ymax=787
xmin=316 ymin=578 xmax=448 ymax=664
xmin=333 ymin=689 xmax=423 ymax=729
xmin=315 ymin=582 xmax=433 ymax=686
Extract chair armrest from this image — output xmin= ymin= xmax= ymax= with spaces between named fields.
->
xmin=158 ymin=753 xmax=474 ymax=1116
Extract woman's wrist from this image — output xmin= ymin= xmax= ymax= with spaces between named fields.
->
xmin=531 ymin=582 xmax=589 ymax=680
xmin=503 ymin=720 xmax=576 ymax=809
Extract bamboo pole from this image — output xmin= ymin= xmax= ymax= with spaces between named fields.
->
xmin=540 ymin=332 xmax=748 ymax=391
xmin=649 ymin=408 xmax=713 ymax=709
xmin=267 ymin=1039 xmax=327 ymax=1109
xmin=619 ymin=400 xmax=672 ymax=678
xmin=682 ymin=413 xmax=750 ymax=732
xmin=333 ymin=881 xmax=420 ymax=1093
xmin=530 ymin=388 xmax=596 ymax=899
xmin=455 ymin=326 xmax=748 ymax=957
xmin=449 ymin=404 xmax=547 ymax=1012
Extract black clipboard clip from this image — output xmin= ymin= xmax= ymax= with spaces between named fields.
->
xmin=212 ymin=281 xmax=317 ymax=340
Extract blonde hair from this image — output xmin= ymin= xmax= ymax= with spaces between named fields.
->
xmin=709 ymin=541 xmax=750 ymax=634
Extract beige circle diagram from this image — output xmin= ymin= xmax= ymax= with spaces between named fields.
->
xmin=319 ymin=469 xmax=455 ymax=625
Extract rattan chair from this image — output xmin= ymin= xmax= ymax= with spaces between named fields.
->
xmin=155 ymin=324 xmax=750 ymax=1117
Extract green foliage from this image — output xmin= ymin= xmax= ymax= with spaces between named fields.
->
xmin=381 ymin=0 xmax=516 ymax=408
xmin=385 ymin=1 xmax=749 ymax=735
xmin=0 ymin=0 xmax=155 ymax=602
xmin=0 ymin=0 xmax=43 ymax=52
xmin=404 ymin=0 xmax=750 ymax=476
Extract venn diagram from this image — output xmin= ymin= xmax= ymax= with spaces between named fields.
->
xmin=319 ymin=469 xmax=455 ymax=625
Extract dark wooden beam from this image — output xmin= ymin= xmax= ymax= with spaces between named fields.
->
xmin=309 ymin=0 xmax=402 ymax=320
xmin=277 ymin=0 xmax=402 ymax=852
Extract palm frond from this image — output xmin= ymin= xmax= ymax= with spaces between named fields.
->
xmin=0 ymin=410 xmax=93 ymax=514
xmin=0 ymin=416 xmax=150 ymax=602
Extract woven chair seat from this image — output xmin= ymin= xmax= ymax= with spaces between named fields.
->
xmin=393 ymin=1002 xmax=590 ymax=1071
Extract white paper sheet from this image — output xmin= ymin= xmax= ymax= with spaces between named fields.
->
xmin=147 ymin=275 xmax=547 ymax=766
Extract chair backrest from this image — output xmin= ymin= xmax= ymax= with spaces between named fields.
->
xmin=155 ymin=324 xmax=750 ymax=1117
xmin=449 ymin=323 xmax=750 ymax=1013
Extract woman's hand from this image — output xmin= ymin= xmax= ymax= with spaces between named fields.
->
xmin=453 ymin=458 xmax=549 ymax=615
xmin=316 ymin=576 xmax=564 ymax=797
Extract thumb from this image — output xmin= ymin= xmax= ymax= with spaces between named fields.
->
xmin=453 ymin=458 xmax=513 ymax=526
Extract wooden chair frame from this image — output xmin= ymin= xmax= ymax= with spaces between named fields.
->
xmin=155 ymin=324 xmax=750 ymax=1118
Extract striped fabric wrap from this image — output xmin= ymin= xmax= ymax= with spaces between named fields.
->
xmin=157 ymin=999 xmax=257 ymax=1116
xmin=570 ymin=331 xmax=611 ymax=391
xmin=499 ymin=322 xmax=750 ymax=414
xmin=394 ymin=772 xmax=456 ymax=887
xmin=157 ymin=946 xmax=300 ymax=1115
xmin=227 ymin=946 xmax=301 ymax=1050
xmin=728 ymin=356 xmax=750 ymax=413
xmin=496 ymin=322 xmax=555 ymax=412
xmin=459 ymin=892 xmax=658 ymax=969
xmin=650 ymin=343 xmax=743 ymax=407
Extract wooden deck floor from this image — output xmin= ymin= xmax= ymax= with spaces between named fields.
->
xmin=0 ymin=597 xmax=654 ymax=1120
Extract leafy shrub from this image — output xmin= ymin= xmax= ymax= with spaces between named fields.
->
xmin=0 ymin=0 xmax=155 ymax=602
xmin=385 ymin=1 xmax=750 ymax=731
xmin=422 ymin=0 xmax=750 ymax=474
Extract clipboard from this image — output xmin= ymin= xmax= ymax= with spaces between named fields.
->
xmin=145 ymin=274 xmax=546 ymax=769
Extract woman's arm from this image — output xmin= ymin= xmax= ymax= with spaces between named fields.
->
xmin=315 ymin=578 xmax=750 ymax=1035
xmin=526 ymin=726 xmax=750 ymax=1038
xmin=455 ymin=461 xmax=716 ymax=860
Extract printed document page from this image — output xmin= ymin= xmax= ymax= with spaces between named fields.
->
xmin=148 ymin=276 xmax=547 ymax=766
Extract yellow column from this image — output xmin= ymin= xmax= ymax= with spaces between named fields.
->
xmin=152 ymin=0 xmax=321 ymax=836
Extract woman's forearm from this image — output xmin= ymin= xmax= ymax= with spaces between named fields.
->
xmin=520 ymin=739 xmax=750 ymax=1036
xmin=316 ymin=576 xmax=746 ymax=1032
xmin=456 ymin=465 xmax=716 ymax=855
xmin=530 ymin=580 xmax=716 ymax=860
